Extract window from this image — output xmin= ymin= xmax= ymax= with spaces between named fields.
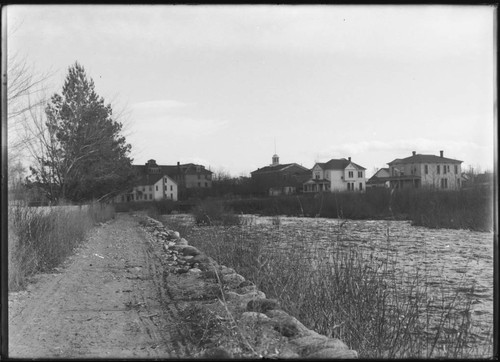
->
xmin=205 ymin=182 xmax=208 ymax=187
xmin=444 ymin=165 xmax=447 ymax=174
xmin=425 ymin=165 xmax=428 ymax=174
xmin=170 ymin=193 xmax=173 ymax=199
xmin=143 ymin=186 xmax=146 ymax=191
xmin=347 ymin=183 xmax=350 ymax=191
xmin=170 ymin=185 xmax=173 ymax=191
xmin=441 ymin=178 xmax=448 ymax=189
xmin=447 ymin=165 xmax=450 ymax=173
xmin=348 ymin=171 xmax=354 ymax=178
xmin=359 ymin=182 xmax=363 ymax=191
xmin=149 ymin=194 xmax=153 ymax=200
xmin=457 ymin=178 xmax=460 ymax=187
xmin=454 ymin=165 xmax=458 ymax=174
xmin=437 ymin=165 xmax=440 ymax=174
xmin=155 ymin=185 xmax=158 ymax=191
xmin=358 ymin=171 xmax=363 ymax=178
xmin=315 ymin=173 xmax=320 ymax=179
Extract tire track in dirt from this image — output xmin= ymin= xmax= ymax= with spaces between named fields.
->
xmin=8 ymin=213 xmax=181 ymax=359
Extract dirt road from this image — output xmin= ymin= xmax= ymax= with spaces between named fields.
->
xmin=8 ymin=213 xmax=184 ymax=359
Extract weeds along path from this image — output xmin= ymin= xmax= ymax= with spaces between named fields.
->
xmin=8 ymin=213 xmax=184 ymax=359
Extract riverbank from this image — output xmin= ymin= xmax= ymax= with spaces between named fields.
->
xmin=161 ymin=213 xmax=494 ymax=359
xmin=222 ymin=187 xmax=493 ymax=232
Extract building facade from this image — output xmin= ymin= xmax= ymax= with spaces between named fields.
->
xmin=386 ymin=151 xmax=463 ymax=189
xmin=303 ymin=157 xmax=367 ymax=193
xmin=366 ymin=168 xmax=391 ymax=188
xmin=251 ymin=154 xmax=311 ymax=196
xmin=114 ymin=159 xmax=213 ymax=202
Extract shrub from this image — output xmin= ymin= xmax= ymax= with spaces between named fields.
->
xmin=192 ymin=199 xmax=241 ymax=226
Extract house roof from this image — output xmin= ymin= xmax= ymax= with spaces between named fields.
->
xmin=388 ymin=154 xmax=462 ymax=165
xmin=133 ymin=174 xmax=165 ymax=187
xmin=316 ymin=158 xmax=366 ymax=171
xmin=251 ymin=163 xmax=310 ymax=175
xmin=133 ymin=162 xmax=213 ymax=177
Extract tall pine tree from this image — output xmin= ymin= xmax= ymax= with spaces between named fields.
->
xmin=30 ymin=62 xmax=135 ymax=202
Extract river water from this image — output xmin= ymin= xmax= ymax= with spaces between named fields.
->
xmin=165 ymin=214 xmax=495 ymax=357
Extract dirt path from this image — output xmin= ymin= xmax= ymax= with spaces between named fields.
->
xmin=8 ymin=213 xmax=184 ymax=359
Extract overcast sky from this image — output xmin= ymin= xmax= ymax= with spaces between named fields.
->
xmin=6 ymin=5 xmax=496 ymax=177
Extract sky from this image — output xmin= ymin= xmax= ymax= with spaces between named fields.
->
xmin=5 ymin=5 xmax=496 ymax=178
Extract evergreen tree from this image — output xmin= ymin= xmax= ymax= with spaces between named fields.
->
xmin=29 ymin=62 xmax=135 ymax=202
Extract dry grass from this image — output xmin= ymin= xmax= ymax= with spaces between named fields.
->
xmin=8 ymin=202 xmax=115 ymax=291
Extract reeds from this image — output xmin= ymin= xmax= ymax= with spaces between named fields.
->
xmin=225 ymin=186 xmax=493 ymax=231
xmin=8 ymin=202 xmax=115 ymax=291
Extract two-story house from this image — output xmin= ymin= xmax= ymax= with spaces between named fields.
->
xmin=386 ymin=151 xmax=463 ymax=189
xmin=251 ymin=154 xmax=311 ymax=196
xmin=303 ymin=157 xmax=367 ymax=193
xmin=129 ymin=174 xmax=178 ymax=202
xmin=115 ymin=159 xmax=213 ymax=202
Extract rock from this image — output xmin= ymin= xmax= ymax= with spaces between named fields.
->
xmin=225 ymin=290 xmax=266 ymax=305
xmin=291 ymin=334 xmax=349 ymax=355
xmin=201 ymin=347 xmax=232 ymax=359
xmin=220 ymin=266 xmax=235 ymax=275
xmin=246 ymin=298 xmax=279 ymax=313
xmin=239 ymin=311 xmax=271 ymax=325
xmin=172 ymin=231 xmax=180 ymax=239
xmin=183 ymin=255 xmax=194 ymax=261
xmin=188 ymin=268 xmax=202 ymax=274
xmin=190 ymin=253 xmax=211 ymax=265
xmin=266 ymin=310 xmax=310 ymax=337
xmin=176 ymin=238 xmax=188 ymax=246
xmin=238 ymin=280 xmax=254 ymax=288
xmin=279 ymin=350 xmax=300 ymax=359
xmin=305 ymin=348 xmax=357 ymax=359
xmin=181 ymin=245 xmax=201 ymax=256
xmin=238 ymin=285 xmax=257 ymax=294
xmin=222 ymin=273 xmax=246 ymax=288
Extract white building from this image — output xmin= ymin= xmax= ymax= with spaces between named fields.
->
xmin=387 ymin=151 xmax=463 ymax=189
xmin=115 ymin=174 xmax=178 ymax=203
xmin=303 ymin=157 xmax=367 ymax=193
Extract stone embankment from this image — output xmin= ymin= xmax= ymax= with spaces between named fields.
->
xmin=140 ymin=216 xmax=357 ymax=359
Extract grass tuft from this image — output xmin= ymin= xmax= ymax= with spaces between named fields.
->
xmin=8 ymin=201 xmax=116 ymax=291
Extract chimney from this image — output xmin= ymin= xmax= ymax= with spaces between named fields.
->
xmin=412 ymin=151 xmax=416 ymax=156
xmin=440 ymin=150 xmax=444 ymax=158
xmin=348 ymin=157 xmax=351 ymax=162
xmin=177 ymin=161 xmax=180 ymax=166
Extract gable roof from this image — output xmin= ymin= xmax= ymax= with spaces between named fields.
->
xmin=316 ymin=158 xmax=366 ymax=171
xmin=251 ymin=163 xmax=310 ymax=175
xmin=133 ymin=174 xmax=165 ymax=187
xmin=388 ymin=154 xmax=462 ymax=165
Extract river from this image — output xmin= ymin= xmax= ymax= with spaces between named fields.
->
xmin=164 ymin=214 xmax=495 ymax=357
